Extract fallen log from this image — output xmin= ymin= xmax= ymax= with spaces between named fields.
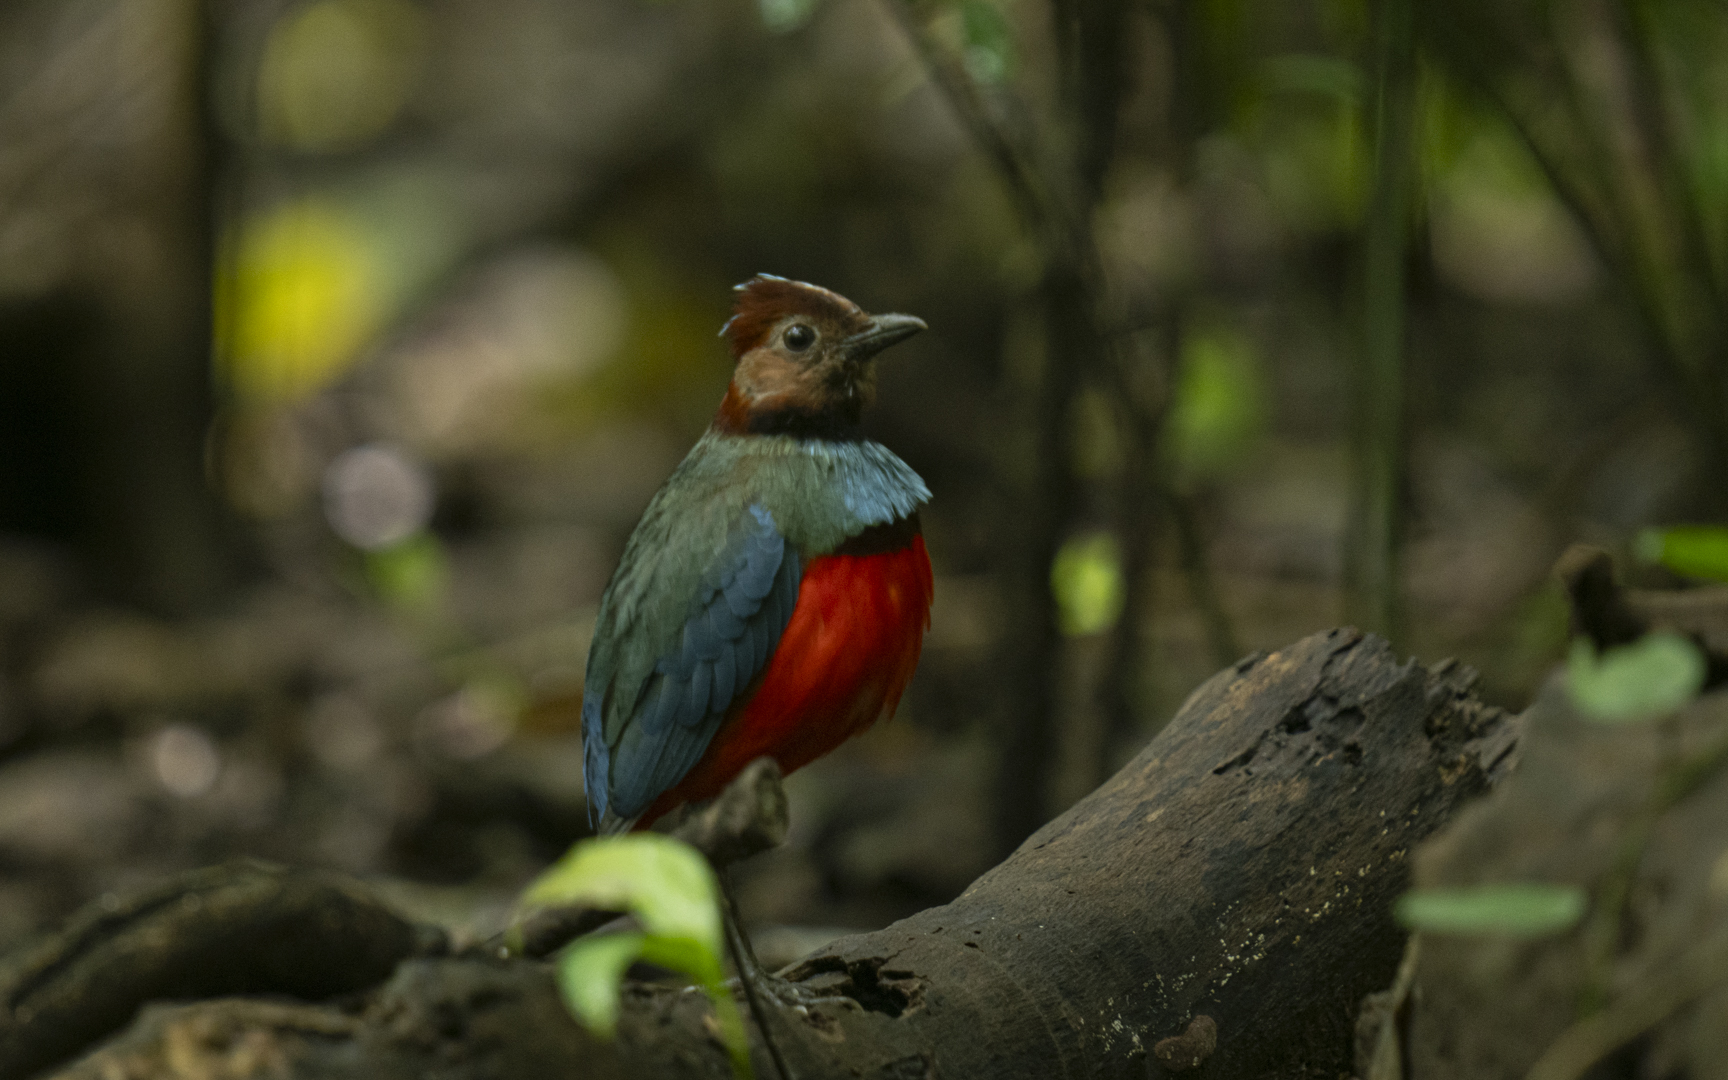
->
xmin=27 ymin=628 xmax=1516 ymax=1079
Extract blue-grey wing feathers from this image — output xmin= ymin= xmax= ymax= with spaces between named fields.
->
xmin=583 ymin=504 xmax=801 ymax=824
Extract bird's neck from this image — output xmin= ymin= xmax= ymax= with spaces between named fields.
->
xmin=711 ymin=382 xmax=864 ymax=441
xmin=684 ymin=428 xmax=931 ymax=555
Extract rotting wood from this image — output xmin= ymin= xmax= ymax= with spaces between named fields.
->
xmin=23 ymin=628 xmax=1516 ymax=1080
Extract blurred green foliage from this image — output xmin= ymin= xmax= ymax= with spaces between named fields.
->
xmin=958 ymin=0 xmax=1017 ymax=86
xmin=364 ymin=532 xmax=449 ymax=614
xmin=1637 ymin=526 xmax=1728 ymax=584
xmin=1051 ymin=532 xmax=1125 ymax=637
xmin=1395 ymin=883 xmax=1587 ymax=937
xmin=757 ymin=0 xmax=821 ymax=33
xmin=1250 ymin=53 xmax=1369 ymax=232
xmin=1567 ymin=632 xmax=1706 ymax=724
xmin=1164 ymin=324 xmax=1267 ymax=481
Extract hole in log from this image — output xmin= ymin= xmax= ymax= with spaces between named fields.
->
xmin=1278 ymin=705 xmax=1312 ymax=735
xmin=874 ymin=1052 xmax=935 ymax=1079
xmin=1212 ymin=744 xmax=1258 ymax=775
xmin=783 ymin=955 xmax=926 ymax=1018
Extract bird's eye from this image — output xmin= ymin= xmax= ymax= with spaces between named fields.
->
xmin=783 ymin=324 xmax=816 ymax=352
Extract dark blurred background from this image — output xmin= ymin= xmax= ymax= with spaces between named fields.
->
xmin=0 ymin=0 xmax=1721 ymax=961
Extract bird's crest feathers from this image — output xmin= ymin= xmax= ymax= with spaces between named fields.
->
xmin=719 ymin=274 xmax=866 ymax=358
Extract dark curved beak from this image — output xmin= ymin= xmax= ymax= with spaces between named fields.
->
xmin=842 ymin=313 xmax=927 ymax=363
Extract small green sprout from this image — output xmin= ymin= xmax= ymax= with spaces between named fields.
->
xmin=517 ymin=834 xmax=751 ymax=1078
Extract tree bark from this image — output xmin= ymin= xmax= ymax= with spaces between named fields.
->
xmin=0 ymin=0 xmax=234 ymax=613
xmin=18 ymin=628 xmax=1516 ymax=1080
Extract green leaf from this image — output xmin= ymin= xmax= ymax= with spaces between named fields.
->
xmin=757 ymin=0 xmax=820 ymax=33
xmin=526 ymin=836 xmax=752 ymax=1078
xmin=699 ymin=984 xmax=752 ymax=1080
xmin=1395 ymin=884 xmax=1586 ymax=937
xmin=522 ymin=834 xmax=722 ymax=954
xmin=1051 ymin=532 xmax=1124 ymax=637
xmin=638 ymin=934 xmax=725 ymax=988
xmin=1567 ymin=632 xmax=1706 ymax=723
xmin=960 ymin=0 xmax=1015 ymax=84
xmin=1636 ymin=525 xmax=1728 ymax=583
xmin=637 ymin=932 xmax=751 ymax=1076
xmin=557 ymin=932 xmax=644 ymax=1038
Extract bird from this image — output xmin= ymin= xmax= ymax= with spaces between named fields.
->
xmin=581 ymin=275 xmax=934 ymax=834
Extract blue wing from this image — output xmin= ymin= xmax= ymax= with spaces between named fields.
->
xmin=583 ymin=503 xmax=801 ymax=825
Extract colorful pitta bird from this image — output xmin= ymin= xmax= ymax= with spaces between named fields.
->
xmin=582 ymin=276 xmax=934 ymax=834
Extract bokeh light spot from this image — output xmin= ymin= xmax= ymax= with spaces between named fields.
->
xmin=151 ymin=724 xmax=221 ymax=799
xmin=256 ymin=0 xmax=429 ymax=153
xmin=1166 ymin=326 xmax=1267 ymax=479
xmin=417 ymin=681 xmax=519 ymax=761
xmin=323 ymin=443 xmax=435 ymax=550
xmin=1052 ymin=532 xmax=1125 ymax=637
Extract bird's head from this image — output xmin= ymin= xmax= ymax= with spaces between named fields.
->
xmin=713 ymin=275 xmax=926 ymax=439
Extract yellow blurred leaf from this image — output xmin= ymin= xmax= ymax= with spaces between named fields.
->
xmin=215 ymin=200 xmax=380 ymax=402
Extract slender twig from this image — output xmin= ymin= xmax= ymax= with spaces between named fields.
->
xmin=1164 ymin=485 xmax=1240 ymax=668
xmin=1610 ymin=0 xmax=1728 ymax=309
xmin=1546 ymin=735 xmax=1728 ymax=1080
xmin=1576 ymin=809 xmax=1654 ymax=1014
xmin=1468 ymin=72 xmax=1694 ymax=401
xmin=1610 ymin=0 xmax=1728 ymax=475
xmin=886 ymin=0 xmax=1090 ymax=853
xmin=1528 ymin=928 xmax=1728 ymax=1080
xmin=888 ymin=0 xmax=1172 ymax=848
xmin=1445 ymin=20 xmax=1728 ymax=495
xmin=881 ymin=0 xmax=1055 ymax=243
xmin=1097 ymin=332 xmax=1170 ymax=782
xmin=1652 ymin=724 xmax=1728 ymax=810
xmin=1578 ymin=722 xmax=1728 ymax=1013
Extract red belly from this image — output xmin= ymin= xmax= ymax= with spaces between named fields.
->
xmin=635 ymin=535 xmax=933 ymax=827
